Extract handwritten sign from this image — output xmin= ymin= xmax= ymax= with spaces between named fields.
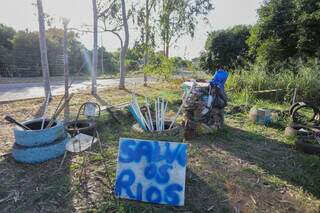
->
xmin=115 ymin=138 xmax=187 ymax=206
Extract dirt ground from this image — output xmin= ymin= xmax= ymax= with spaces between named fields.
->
xmin=0 ymin=80 xmax=319 ymax=212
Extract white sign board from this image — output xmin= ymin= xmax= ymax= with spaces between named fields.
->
xmin=115 ymin=138 xmax=187 ymax=206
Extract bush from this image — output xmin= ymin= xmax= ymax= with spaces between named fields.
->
xmin=143 ymin=53 xmax=175 ymax=80
xmin=226 ymin=58 xmax=320 ymax=105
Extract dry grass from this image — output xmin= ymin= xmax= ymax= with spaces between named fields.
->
xmin=0 ymin=80 xmax=319 ymax=212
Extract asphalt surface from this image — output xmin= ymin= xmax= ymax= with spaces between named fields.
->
xmin=0 ymin=77 xmax=146 ymax=102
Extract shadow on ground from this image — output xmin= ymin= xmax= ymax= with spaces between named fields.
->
xmin=0 ymin=154 xmax=74 ymax=212
xmin=0 ymin=104 xmax=319 ymax=212
xmin=195 ymin=125 xmax=320 ymax=198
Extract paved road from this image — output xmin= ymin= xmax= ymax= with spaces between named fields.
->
xmin=0 ymin=77 xmax=146 ymax=102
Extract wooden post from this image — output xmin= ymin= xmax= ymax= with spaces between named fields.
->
xmin=63 ymin=19 xmax=70 ymax=121
xmin=36 ymin=0 xmax=52 ymax=99
xmin=92 ymin=0 xmax=98 ymax=95
xmin=292 ymin=88 xmax=297 ymax=104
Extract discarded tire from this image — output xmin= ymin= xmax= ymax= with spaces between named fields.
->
xmin=292 ymin=104 xmax=318 ymax=123
xmin=289 ymin=102 xmax=304 ymax=116
xmin=12 ymin=134 xmax=69 ymax=164
xmin=132 ymin=121 xmax=182 ymax=137
xmin=295 ymin=138 xmax=320 ymax=155
xmin=64 ymin=120 xmax=96 ymax=136
xmin=284 ymin=124 xmax=314 ymax=138
xmin=14 ymin=118 xmax=65 ymax=147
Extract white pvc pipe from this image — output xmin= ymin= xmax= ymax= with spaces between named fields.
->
xmin=157 ymin=97 xmax=160 ymax=131
xmin=169 ymin=82 xmax=195 ymax=129
xmin=146 ymin=98 xmax=154 ymax=131
xmin=155 ymin=99 xmax=158 ymax=131
xmin=132 ymin=94 xmax=150 ymax=130
xmin=161 ymin=98 xmax=165 ymax=131
xmin=41 ymin=93 xmax=51 ymax=129
xmin=163 ymin=100 xmax=168 ymax=130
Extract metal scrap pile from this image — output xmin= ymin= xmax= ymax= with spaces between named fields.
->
xmin=285 ymin=102 xmax=320 ymax=154
xmin=182 ymin=81 xmax=227 ymax=138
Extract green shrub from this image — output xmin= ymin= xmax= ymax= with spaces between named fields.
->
xmin=227 ymin=58 xmax=320 ymax=105
xmin=144 ymin=53 xmax=175 ymax=80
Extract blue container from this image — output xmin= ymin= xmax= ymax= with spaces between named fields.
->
xmin=210 ymin=69 xmax=229 ymax=90
xmin=12 ymin=134 xmax=69 ymax=164
xmin=14 ymin=118 xmax=65 ymax=147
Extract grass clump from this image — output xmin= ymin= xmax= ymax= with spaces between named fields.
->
xmin=226 ymin=59 xmax=320 ymax=105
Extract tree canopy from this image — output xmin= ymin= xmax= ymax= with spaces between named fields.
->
xmin=199 ymin=25 xmax=251 ymax=72
xmin=199 ymin=0 xmax=320 ymax=73
xmin=247 ymin=0 xmax=320 ymax=70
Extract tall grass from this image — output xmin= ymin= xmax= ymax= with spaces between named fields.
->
xmin=226 ymin=59 xmax=320 ymax=105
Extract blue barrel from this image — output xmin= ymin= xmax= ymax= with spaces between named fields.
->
xmin=12 ymin=134 xmax=69 ymax=164
xmin=13 ymin=118 xmax=65 ymax=147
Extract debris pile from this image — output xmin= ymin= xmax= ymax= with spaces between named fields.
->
xmin=285 ymin=102 xmax=320 ymax=154
xmin=182 ymin=80 xmax=227 ymax=137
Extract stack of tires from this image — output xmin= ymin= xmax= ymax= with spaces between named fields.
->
xmin=12 ymin=118 xmax=69 ymax=164
xmin=285 ymin=102 xmax=320 ymax=155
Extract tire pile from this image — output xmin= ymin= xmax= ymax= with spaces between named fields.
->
xmin=285 ymin=102 xmax=320 ymax=155
xmin=12 ymin=118 xmax=69 ymax=164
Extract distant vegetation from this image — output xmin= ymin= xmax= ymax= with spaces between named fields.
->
xmin=199 ymin=0 xmax=320 ymax=105
xmin=0 ymin=24 xmax=191 ymax=78
xmin=0 ymin=25 xmax=87 ymax=77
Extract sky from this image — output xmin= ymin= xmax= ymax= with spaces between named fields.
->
xmin=0 ymin=0 xmax=263 ymax=59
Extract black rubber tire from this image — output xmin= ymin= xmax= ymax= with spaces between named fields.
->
xmin=292 ymin=104 xmax=318 ymax=123
xmin=289 ymin=102 xmax=304 ymax=116
xmin=296 ymin=138 xmax=320 ymax=155
xmin=64 ymin=120 xmax=96 ymax=136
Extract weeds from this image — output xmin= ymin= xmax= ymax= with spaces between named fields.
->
xmin=0 ymin=80 xmax=319 ymax=212
xmin=226 ymin=59 xmax=320 ymax=105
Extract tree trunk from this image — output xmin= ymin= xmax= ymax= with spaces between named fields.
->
xmin=164 ymin=25 xmax=170 ymax=57
xmin=36 ymin=0 xmax=51 ymax=99
xmin=92 ymin=0 xmax=98 ymax=95
xmin=101 ymin=32 xmax=104 ymax=74
xmin=63 ymin=20 xmax=70 ymax=121
xmin=165 ymin=40 xmax=169 ymax=57
xmin=143 ymin=0 xmax=150 ymax=86
xmin=119 ymin=0 xmax=129 ymax=89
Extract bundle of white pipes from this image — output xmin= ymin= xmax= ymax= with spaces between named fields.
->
xmin=154 ymin=97 xmax=168 ymax=131
xmin=129 ymin=94 xmax=168 ymax=132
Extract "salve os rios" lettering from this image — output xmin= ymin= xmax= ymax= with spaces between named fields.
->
xmin=115 ymin=139 xmax=187 ymax=206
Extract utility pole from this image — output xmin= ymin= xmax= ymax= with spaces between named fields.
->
xmin=36 ymin=0 xmax=51 ymax=99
